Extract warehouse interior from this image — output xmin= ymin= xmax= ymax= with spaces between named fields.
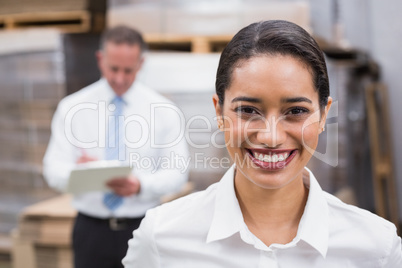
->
xmin=0 ymin=0 xmax=401 ymax=267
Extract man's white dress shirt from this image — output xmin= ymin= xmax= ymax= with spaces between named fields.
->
xmin=123 ymin=165 xmax=402 ymax=267
xmin=43 ymin=79 xmax=189 ymax=218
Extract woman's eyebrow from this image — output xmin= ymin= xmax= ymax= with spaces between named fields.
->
xmin=231 ymin=96 xmax=262 ymax=103
xmin=281 ymin=97 xmax=312 ymax=104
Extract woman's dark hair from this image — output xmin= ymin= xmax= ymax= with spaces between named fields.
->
xmin=216 ymin=20 xmax=329 ymax=110
xmin=100 ymin=25 xmax=148 ymax=53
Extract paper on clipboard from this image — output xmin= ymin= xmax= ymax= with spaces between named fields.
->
xmin=66 ymin=161 xmax=132 ymax=194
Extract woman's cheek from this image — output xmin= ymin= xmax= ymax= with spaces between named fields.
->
xmin=224 ymin=118 xmax=244 ymax=147
xmin=300 ymin=123 xmax=320 ymax=154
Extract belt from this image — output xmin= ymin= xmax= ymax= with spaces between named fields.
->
xmin=78 ymin=213 xmax=144 ymax=231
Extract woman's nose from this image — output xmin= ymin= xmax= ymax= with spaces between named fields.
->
xmin=255 ymin=115 xmax=286 ymax=148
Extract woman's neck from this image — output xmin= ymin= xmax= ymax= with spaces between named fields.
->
xmin=234 ymin=169 xmax=309 ymax=246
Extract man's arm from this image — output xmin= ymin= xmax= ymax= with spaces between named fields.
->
xmin=43 ymin=102 xmax=78 ymax=192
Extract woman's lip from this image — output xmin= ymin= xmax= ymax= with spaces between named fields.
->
xmin=246 ymin=149 xmax=297 ymax=170
xmin=247 ymin=148 xmax=294 ymax=154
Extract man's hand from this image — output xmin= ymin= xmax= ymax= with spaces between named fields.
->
xmin=106 ymin=174 xmax=141 ymax=197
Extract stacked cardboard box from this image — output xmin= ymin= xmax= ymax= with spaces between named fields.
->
xmin=0 ymin=29 xmax=103 ymax=252
xmin=0 ymin=29 xmax=64 ymax=180
xmin=0 ymin=29 xmax=64 ymax=236
xmin=12 ymin=195 xmax=76 ymax=268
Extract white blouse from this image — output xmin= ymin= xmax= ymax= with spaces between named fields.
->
xmin=123 ymin=165 xmax=402 ymax=267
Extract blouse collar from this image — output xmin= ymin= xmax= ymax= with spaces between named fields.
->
xmin=206 ymin=165 xmax=329 ymax=258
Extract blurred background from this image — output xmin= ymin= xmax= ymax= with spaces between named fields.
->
xmin=0 ymin=0 xmax=401 ymax=267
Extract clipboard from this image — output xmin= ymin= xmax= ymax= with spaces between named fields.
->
xmin=66 ymin=161 xmax=132 ymax=194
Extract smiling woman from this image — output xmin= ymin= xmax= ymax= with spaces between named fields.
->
xmin=123 ymin=20 xmax=402 ymax=268
xmin=214 ymin=55 xmax=329 ymax=194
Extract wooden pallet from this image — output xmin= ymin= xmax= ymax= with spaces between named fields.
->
xmin=144 ymin=33 xmax=233 ymax=53
xmin=0 ymin=10 xmax=92 ymax=33
xmin=365 ymin=82 xmax=399 ymax=230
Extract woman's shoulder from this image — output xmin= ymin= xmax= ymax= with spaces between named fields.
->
xmin=324 ymin=191 xmax=394 ymax=230
xmin=323 ymin=191 xmax=399 ymax=259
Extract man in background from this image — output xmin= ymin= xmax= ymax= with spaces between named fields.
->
xmin=43 ymin=26 xmax=189 ymax=267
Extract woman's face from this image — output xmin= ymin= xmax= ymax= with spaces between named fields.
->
xmin=213 ymin=54 xmax=332 ymax=190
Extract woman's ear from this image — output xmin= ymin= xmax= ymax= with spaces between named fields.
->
xmin=320 ymin=96 xmax=333 ymax=133
xmin=212 ymin=94 xmax=224 ymax=130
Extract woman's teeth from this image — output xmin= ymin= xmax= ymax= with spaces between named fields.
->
xmin=254 ymin=152 xmax=289 ymax=163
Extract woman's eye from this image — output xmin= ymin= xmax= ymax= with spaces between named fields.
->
xmin=235 ymin=106 xmax=259 ymax=115
xmin=288 ymin=107 xmax=309 ymax=115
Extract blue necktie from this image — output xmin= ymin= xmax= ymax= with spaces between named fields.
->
xmin=103 ymin=96 xmax=125 ymax=211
